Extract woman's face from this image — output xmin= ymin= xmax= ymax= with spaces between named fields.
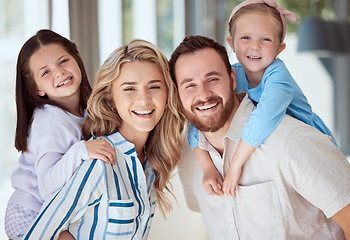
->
xmin=112 ymin=60 xmax=167 ymax=137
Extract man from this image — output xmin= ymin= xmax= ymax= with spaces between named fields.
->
xmin=169 ymin=35 xmax=350 ymax=239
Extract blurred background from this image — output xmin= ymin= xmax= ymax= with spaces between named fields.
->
xmin=1 ymin=0 xmax=350 ymax=239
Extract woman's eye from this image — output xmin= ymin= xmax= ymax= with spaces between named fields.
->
xmin=149 ymin=85 xmax=161 ymax=90
xmin=123 ymin=87 xmax=135 ymax=91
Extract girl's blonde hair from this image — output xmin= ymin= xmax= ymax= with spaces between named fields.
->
xmin=82 ymin=39 xmax=185 ymax=217
xmin=229 ymin=3 xmax=284 ymax=43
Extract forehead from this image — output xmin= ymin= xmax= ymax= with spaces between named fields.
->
xmin=117 ymin=60 xmax=164 ymax=83
xmin=29 ymin=44 xmax=69 ymax=67
xmin=174 ymin=48 xmax=226 ymax=83
xmin=235 ymin=12 xmax=281 ymax=33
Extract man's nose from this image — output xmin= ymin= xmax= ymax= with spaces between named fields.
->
xmin=196 ymin=84 xmax=211 ymax=101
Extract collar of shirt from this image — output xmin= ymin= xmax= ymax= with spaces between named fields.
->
xmin=198 ymin=92 xmax=254 ymax=151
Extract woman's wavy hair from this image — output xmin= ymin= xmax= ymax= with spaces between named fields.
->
xmin=82 ymin=39 xmax=185 ymax=217
xmin=15 ymin=29 xmax=91 ymax=152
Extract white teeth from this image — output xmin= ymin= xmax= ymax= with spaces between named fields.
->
xmin=248 ymin=56 xmax=261 ymax=60
xmin=57 ymin=77 xmax=72 ymax=87
xmin=197 ymin=103 xmax=217 ymax=110
xmin=134 ymin=110 xmax=153 ymax=115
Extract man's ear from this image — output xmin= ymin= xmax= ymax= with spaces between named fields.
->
xmin=226 ymin=35 xmax=235 ymax=52
xmin=231 ymin=67 xmax=237 ymax=91
xmin=37 ymin=88 xmax=45 ymax=97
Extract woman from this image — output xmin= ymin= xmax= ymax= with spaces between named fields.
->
xmin=18 ymin=39 xmax=185 ymax=240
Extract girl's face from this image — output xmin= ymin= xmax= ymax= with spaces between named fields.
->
xmin=229 ymin=13 xmax=285 ymax=83
xmin=29 ymin=44 xmax=82 ymax=105
xmin=112 ymin=60 xmax=167 ymax=137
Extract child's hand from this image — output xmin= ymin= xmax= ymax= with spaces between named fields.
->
xmin=222 ymin=163 xmax=243 ymax=197
xmin=202 ymin=168 xmax=224 ymax=196
xmin=85 ymin=139 xmax=116 ymax=165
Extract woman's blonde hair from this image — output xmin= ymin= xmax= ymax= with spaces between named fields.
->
xmin=82 ymin=39 xmax=185 ymax=217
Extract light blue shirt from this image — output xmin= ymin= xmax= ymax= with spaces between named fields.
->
xmin=188 ymin=59 xmax=336 ymax=148
xmin=18 ymin=131 xmax=156 ymax=240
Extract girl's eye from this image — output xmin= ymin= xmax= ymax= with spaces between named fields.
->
xmin=263 ymin=38 xmax=272 ymax=42
xmin=42 ymin=70 xmax=49 ymax=77
xmin=60 ymin=59 xmax=68 ymax=64
xmin=242 ymin=36 xmax=249 ymax=40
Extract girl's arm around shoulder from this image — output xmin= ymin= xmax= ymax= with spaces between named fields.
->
xmin=332 ymin=203 xmax=350 ymax=239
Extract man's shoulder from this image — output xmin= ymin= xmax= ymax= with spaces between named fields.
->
xmin=272 ymin=114 xmax=325 ymax=144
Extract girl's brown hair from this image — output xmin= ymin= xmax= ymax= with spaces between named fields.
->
xmin=15 ymin=29 xmax=91 ymax=152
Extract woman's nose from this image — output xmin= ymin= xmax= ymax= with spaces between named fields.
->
xmin=138 ymin=89 xmax=152 ymax=102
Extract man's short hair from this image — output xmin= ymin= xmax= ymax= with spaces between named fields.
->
xmin=169 ymin=35 xmax=232 ymax=86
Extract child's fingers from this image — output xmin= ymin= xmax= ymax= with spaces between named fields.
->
xmin=211 ymin=182 xmax=224 ymax=195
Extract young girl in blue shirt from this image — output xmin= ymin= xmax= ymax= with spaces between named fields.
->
xmin=188 ymin=0 xmax=337 ymax=197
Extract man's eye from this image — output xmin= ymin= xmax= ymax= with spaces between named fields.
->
xmin=185 ymin=84 xmax=195 ymax=89
xmin=208 ymin=78 xmax=218 ymax=83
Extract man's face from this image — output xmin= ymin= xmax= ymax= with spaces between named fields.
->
xmin=174 ymin=47 xmax=236 ymax=132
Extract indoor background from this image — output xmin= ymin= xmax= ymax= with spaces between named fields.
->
xmin=1 ymin=0 xmax=350 ymax=239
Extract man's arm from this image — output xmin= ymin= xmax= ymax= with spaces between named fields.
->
xmin=332 ymin=203 xmax=350 ymax=239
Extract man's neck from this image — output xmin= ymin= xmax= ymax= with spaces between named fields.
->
xmin=202 ymin=92 xmax=243 ymax=156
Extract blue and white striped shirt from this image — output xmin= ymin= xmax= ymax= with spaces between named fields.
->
xmin=18 ymin=131 xmax=156 ymax=240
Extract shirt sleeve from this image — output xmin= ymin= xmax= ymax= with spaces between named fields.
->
xmin=30 ymin=108 xmax=89 ymax=200
xmin=241 ymin=64 xmax=294 ymax=147
xmin=18 ymin=160 xmax=105 ymax=240
xmin=284 ymin=126 xmax=350 ymax=218
xmin=187 ymin=121 xmax=199 ymax=150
